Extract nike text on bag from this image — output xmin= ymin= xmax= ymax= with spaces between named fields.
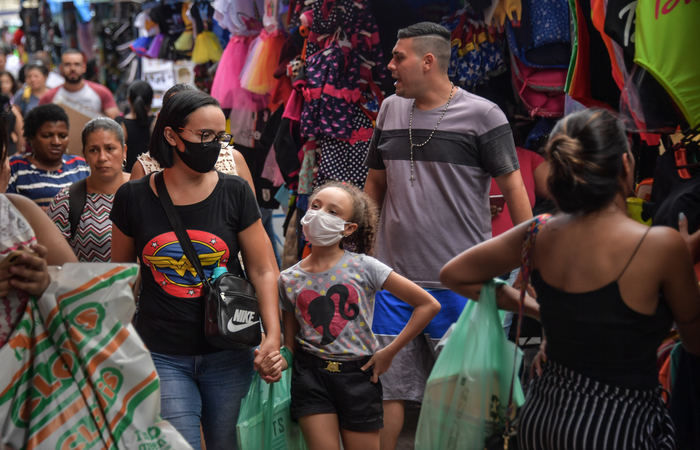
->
xmin=155 ymin=172 xmax=262 ymax=350
xmin=206 ymin=272 xmax=262 ymax=349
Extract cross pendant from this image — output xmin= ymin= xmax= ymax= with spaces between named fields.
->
xmin=409 ymin=175 xmax=415 ymax=186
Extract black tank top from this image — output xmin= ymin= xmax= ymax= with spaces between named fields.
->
xmin=120 ymin=116 xmax=154 ymax=173
xmin=532 ymin=230 xmax=673 ymax=390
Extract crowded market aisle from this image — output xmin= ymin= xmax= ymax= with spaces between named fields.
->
xmin=0 ymin=0 xmax=699 ymax=449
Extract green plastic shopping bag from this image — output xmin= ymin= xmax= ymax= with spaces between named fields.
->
xmin=415 ymin=279 xmax=525 ymax=450
xmin=236 ymin=364 xmax=308 ymax=450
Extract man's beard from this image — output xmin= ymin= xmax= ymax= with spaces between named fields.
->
xmin=64 ymin=74 xmax=83 ymax=85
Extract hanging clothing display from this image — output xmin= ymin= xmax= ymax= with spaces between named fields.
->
xmin=440 ymin=8 xmax=505 ymax=90
xmin=149 ymin=2 xmax=188 ymax=61
xmin=317 ymin=104 xmax=374 ymax=188
xmin=566 ymin=0 xmax=621 ymax=109
xmin=505 ymin=0 xmax=570 ymax=69
xmin=634 ymin=0 xmax=700 ymax=128
xmin=190 ymin=1 xmax=223 ymax=64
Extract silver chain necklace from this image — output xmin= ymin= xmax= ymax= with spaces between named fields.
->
xmin=408 ymin=82 xmax=455 ymax=186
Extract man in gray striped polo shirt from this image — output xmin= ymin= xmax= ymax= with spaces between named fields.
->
xmin=364 ymin=22 xmax=533 ymax=449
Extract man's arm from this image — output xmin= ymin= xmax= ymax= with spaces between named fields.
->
xmin=92 ymin=82 xmax=120 ymax=119
xmin=494 ymin=169 xmax=532 ymax=225
xmin=37 ymin=89 xmax=55 ymax=105
xmin=103 ymin=106 xmax=120 ymax=120
xmin=364 ymin=168 xmax=387 ymax=210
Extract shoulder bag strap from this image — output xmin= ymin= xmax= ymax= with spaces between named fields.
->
xmin=154 ymin=172 xmax=212 ymax=291
xmin=68 ymin=178 xmax=88 ymax=239
xmin=504 ymin=214 xmax=552 ymax=434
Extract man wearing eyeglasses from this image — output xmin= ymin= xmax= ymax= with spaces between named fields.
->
xmin=38 ymin=49 xmax=119 ymax=120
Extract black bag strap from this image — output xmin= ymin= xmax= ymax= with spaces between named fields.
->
xmin=68 ymin=178 xmax=88 ymax=239
xmin=154 ymin=172 xmax=212 ymax=291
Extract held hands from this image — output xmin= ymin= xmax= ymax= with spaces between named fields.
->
xmin=361 ymin=347 xmax=396 ymax=384
xmin=0 ymin=243 xmax=51 ymax=298
xmin=255 ymin=339 xmax=283 ymax=383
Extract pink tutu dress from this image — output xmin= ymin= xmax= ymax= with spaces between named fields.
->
xmin=210 ymin=0 xmax=268 ymax=111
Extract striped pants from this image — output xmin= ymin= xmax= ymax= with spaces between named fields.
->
xmin=518 ymin=361 xmax=674 ymax=450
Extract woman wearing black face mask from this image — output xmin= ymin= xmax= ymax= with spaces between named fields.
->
xmin=109 ymin=90 xmax=282 ymax=450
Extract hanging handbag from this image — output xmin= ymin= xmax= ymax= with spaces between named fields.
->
xmin=155 ymin=172 xmax=262 ymax=350
xmin=488 ymin=214 xmax=551 ymax=450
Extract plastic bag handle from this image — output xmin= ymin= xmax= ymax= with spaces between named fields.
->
xmin=264 ymin=378 xmax=275 ymax=450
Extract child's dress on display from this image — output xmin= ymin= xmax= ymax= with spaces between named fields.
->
xmin=174 ymin=2 xmax=194 ymax=54
xmin=211 ymin=0 xmax=268 ymax=111
xmin=190 ymin=0 xmax=223 ymax=64
xmin=149 ymin=2 xmax=187 ymax=60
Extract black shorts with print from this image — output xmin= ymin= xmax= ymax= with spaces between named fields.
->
xmin=290 ymin=349 xmax=384 ymax=432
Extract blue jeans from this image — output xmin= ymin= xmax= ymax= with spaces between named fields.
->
xmin=151 ymin=349 xmax=255 ymax=450
xmin=260 ymin=207 xmax=282 ymax=269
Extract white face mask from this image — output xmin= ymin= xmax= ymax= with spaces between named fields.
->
xmin=301 ymin=209 xmax=351 ymax=247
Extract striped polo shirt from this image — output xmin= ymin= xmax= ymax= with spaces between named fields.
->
xmin=365 ymin=89 xmax=519 ymax=288
xmin=6 ymin=154 xmax=90 ymax=207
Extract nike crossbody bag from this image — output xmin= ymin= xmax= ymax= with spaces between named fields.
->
xmin=155 ymin=172 xmax=262 ymax=350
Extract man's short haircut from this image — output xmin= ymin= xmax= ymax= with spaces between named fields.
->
xmin=61 ymin=49 xmax=84 ymax=63
xmin=397 ymin=22 xmax=452 ymax=72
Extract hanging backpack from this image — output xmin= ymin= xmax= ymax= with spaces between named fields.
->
xmin=505 ymin=0 xmax=571 ymax=68
xmin=511 ymin=52 xmax=567 ymax=117
xmin=68 ymin=178 xmax=88 ymax=239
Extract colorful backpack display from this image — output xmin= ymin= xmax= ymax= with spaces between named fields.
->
xmin=511 ymin=52 xmax=566 ymax=117
xmin=505 ymin=0 xmax=571 ymax=69
xmin=441 ymin=9 xmax=505 ymax=89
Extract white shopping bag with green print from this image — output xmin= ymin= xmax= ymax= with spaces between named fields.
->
xmin=0 ymin=263 xmax=192 ymax=449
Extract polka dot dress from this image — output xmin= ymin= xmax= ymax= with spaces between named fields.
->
xmin=317 ymin=104 xmax=373 ymax=188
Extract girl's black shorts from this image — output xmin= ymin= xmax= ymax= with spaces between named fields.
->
xmin=290 ymin=350 xmax=384 ymax=432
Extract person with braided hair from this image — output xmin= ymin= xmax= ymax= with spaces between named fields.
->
xmin=269 ymin=181 xmax=440 ymax=450
xmin=441 ymin=108 xmax=700 ymax=449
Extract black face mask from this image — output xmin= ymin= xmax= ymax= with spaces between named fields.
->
xmin=175 ymin=136 xmax=220 ymax=173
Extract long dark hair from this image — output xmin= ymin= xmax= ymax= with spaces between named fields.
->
xmin=149 ymin=90 xmax=220 ymax=168
xmin=0 ymin=94 xmax=9 ymax=171
xmin=127 ymin=80 xmax=154 ymax=126
xmin=0 ymin=71 xmax=20 ymax=95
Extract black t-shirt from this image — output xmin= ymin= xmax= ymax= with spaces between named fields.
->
xmin=643 ymin=149 xmax=700 ymax=234
xmin=110 ymin=172 xmax=261 ymax=355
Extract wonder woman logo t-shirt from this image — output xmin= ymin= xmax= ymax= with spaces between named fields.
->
xmin=110 ymin=172 xmax=261 ymax=355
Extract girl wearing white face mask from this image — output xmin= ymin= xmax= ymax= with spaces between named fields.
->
xmin=260 ymin=182 xmax=441 ymax=450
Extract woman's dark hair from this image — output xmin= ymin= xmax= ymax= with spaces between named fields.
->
xmin=0 ymin=103 xmax=8 ymax=170
xmin=127 ymin=80 xmax=154 ymax=125
xmin=0 ymin=71 xmax=20 ymax=95
xmin=309 ymin=181 xmax=380 ymax=256
xmin=24 ymin=62 xmax=49 ymax=78
xmin=163 ymin=83 xmax=197 ymax=103
xmin=545 ymin=109 xmax=629 ymax=214
xmin=82 ymin=117 xmax=125 ymax=149
xmin=149 ymin=90 xmax=219 ymax=168
xmin=23 ymin=104 xmax=69 ymax=140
